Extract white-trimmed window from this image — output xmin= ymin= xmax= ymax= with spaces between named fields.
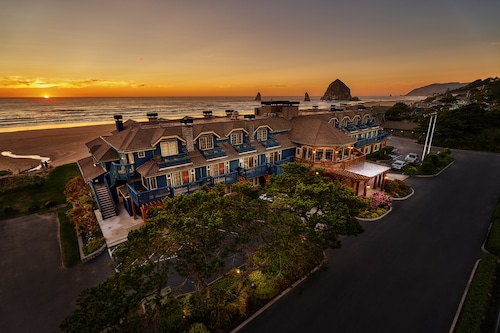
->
xmin=199 ymin=135 xmax=213 ymax=150
xmin=142 ymin=176 xmax=158 ymax=190
xmin=160 ymin=139 xmax=178 ymax=156
xmin=266 ymin=151 xmax=282 ymax=164
xmin=341 ymin=117 xmax=349 ymax=127
xmin=240 ymin=155 xmax=257 ymax=168
xmin=256 ymin=128 xmax=268 ymax=141
xmin=230 ymin=131 xmax=243 ymax=145
xmin=137 ymin=151 xmax=146 ymax=158
xmin=207 ymin=164 xmax=219 ymax=177
xmin=325 ymin=149 xmax=334 ymax=161
xmin=167 ymin=172 xmax=183 ymax=187
xmin=331 ymin=118 xmax=339 ymax=128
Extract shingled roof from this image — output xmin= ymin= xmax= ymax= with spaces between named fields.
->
xmin=289 ymin=116 xmax=354 ymax=146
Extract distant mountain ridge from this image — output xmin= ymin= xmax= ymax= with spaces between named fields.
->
xmin=406 ymin=82 xmax=468 ymax=96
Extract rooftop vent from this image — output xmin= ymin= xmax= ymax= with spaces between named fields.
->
xmin=225 ymin=109 xmax=234 ymax=117
xmin=203 ymin=110 xmax=213 ymax=118
xmin=147 ymin=112 xmax=158 ymax=121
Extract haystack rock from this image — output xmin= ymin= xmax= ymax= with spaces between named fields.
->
xmin=255 ymin=92 xmax=261 ymax=101
xmin=321 ymin=79 xmax=352 ymax=101
xmin=304 ymin=92 xmax=310 ymax=101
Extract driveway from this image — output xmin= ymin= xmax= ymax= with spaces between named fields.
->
xmin=237 ymin=137 xmax=500 ymax=333
xmin=0 ymin=212 xmax=114 ymax=333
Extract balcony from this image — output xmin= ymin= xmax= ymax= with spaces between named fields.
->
xmin=205 ymin=171 xmax=239 ymax=186
xmin=127 ymin=179 xmax=206 ymax=207
xmin=234 ymin=142 xmax=256 ymax=154
xmin=295 ymin=154 xmax=366 ymax=170
xmin=260 ymin=137 xmax=280 ymax=149
xmin=127 ymin=181 xmax=172 ymax=207
xmin=201 ymin=145 xmax=226 ymax=160
xmin=157 ymin=152 xmax=191 ymax=169
xmin=354 ymin=132 xmax=389 ymax=149
xmin=267 ymin=156 xmax=294 ymax=176
xmin=239 ymin=164 xmax=268 ymax=179
xmin=110 ymin=162 xmax=135 ymax=185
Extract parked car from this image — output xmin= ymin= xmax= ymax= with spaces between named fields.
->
xmin=391 ymin=160 xmax=408 ymax=170
xmin=404 ymin=153 xmax=420 ymax=164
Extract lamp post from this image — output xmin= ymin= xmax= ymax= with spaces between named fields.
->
xmin=422 ymin=112 xmax=437 ymax=160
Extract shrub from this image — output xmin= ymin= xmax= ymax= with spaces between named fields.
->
xmin=455 ymin=253 xmax=497 ymax=333
xmin=83 ymin=236 xmax=106 ymax=255
xmin=485 ymin=218 xmax=500 ymax=256
xmin=384 ymin=179 xmax=412 ymax=198
xmin=0 ymin=174 xmax=44 ymax=194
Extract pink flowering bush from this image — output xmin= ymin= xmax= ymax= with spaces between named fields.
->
xmin=357 ymin=192 xmax=392 ymax=218
xmin=370 ymin=192 xmax=392 ymax=209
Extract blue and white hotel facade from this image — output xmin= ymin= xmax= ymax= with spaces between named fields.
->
xmin=78 ymin=101 xmax=389 ymax=222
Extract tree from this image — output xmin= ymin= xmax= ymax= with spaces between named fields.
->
xmin=385 ymin=102 xmax=413 ymax=121
xmin=265 ymin=163 xmax=365 ymax=249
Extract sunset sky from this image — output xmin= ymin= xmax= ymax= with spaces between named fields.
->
xmin=1 ymin=0 xmax=499 ymax=98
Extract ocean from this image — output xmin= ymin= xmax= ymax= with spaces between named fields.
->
xmin=0 ymin=96 xmax=424 ymax=132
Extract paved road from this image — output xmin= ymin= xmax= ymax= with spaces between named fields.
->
xmin=0 ymin=212 xmax=114 ymax=333
xmin=238 ymin=137 xmax=500 ymax=333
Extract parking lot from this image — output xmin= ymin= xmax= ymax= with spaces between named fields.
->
xmin=0 ymin=212 xmax=114 ymax=333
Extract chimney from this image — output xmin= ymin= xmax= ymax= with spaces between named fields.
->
xmin=180 ymin=116 xmax=194 ymax=152
xmin=114 ymin=115 xmax=124 ymax=132
xmin=244 ymin=114 xmax=255 ymax=142
xmin=147 ymin=112 xmax=158 ymax=121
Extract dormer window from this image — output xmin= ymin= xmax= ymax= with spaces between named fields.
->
xmin=199 ymin=135 xmax=214 ymax=150
xmin=160 ymin=139 xmax=178 ymax=156
xmin=341 ymin=117 xmax=349 ymax=127
xmin=331 ymin=118 xmax=339 ymax=128
xmin=256 ymin=128 xmax=268 ymax=141
xmin=230 ymin=131 xmax=243 ymax=145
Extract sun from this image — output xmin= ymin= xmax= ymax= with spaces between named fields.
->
xmin=43 ymin=95 xmax=50 ymax=99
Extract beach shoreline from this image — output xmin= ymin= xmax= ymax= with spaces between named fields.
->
xmin=0 ymin=99 xmax=417 ymax=174
xmin=0 ymin=123 xmax=116 ymax=173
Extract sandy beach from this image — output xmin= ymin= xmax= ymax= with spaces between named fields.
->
xmin=0 ymin=124 xmax=116 ymax=173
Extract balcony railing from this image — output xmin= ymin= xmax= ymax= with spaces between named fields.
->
xmin=110 ymin=162 xmax=135 ymax=185
xmin=267 ymin=156 xmax=294 ymax=176
xmin=354 ymin=132 xmax=389 ymax=148
xmin=294 ymin=155 xmax=366 ymax=170
xmin=239 ymin=164 xmax=267 ymax=179
xmin=201 ymin=145 xmax=226 ymax=160
xmin=205 ymin=171 xmax=239 ymax=186
xmin=234 ymin=142 xmax=256 ymax=154
xmin=260 ymin=137 xmax=280 ymax=149
xmin=127 ymin=179 xmax=206 ymax=207
xmin=127 ymin=181 xmax=172 ymax=207
xmin=157 ymin=152 xmax=191 ymax=169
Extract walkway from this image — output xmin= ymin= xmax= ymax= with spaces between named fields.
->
xmin=95 ymin=202 xmax=144 ymax=248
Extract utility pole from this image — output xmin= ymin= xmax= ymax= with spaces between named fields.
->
xmin=422 ymin=112 xmax=437 ymax=160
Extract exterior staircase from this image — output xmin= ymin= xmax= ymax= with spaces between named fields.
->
xmin=94 ymin=184 xmax=116 ymax=219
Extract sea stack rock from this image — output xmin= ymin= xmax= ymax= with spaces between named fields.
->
xmin=321 ymin=79 xmax=352 ymax=101
xmin=304 ymin=92 xmax=310 ymax=101
xmin=255 ymin=92 xmax=261 ymax=101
